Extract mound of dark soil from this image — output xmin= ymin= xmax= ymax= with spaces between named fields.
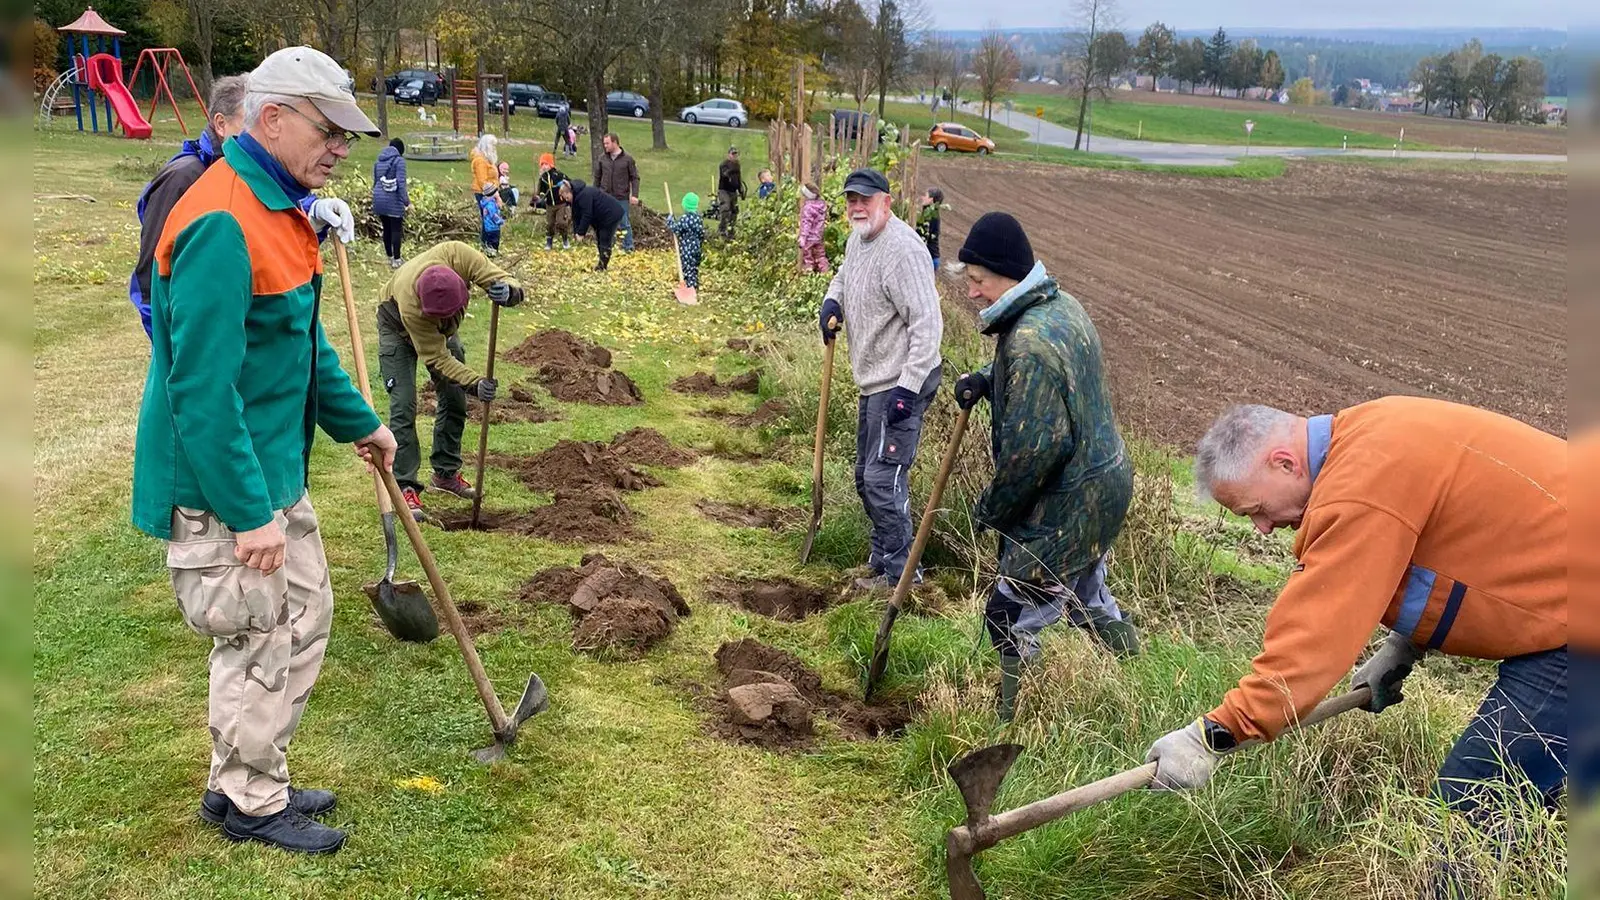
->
xmin=672 ymin=370 xmax=761 ymax=398
xmin=522 ymin=488 xmax=638 ymax=544
xmin=506 ymin=329 xmax=612 ymax=369
xmin=430 ymin=488 xmax=636 ymax=544
xmin=671 ymin=371 xmax=728 ymax=397
xmin=704 ymin=639 xmax=913 ymax=749
xmin=538 ymin=363 xmax=643 ymax=406
xmin=418 ymin=382 xmax=562 ymax=424
xmin=705 ymin=576 xmax=830 ymax=621
xmin=694 ymin=500 xmax=799 ymax=531
xmin=725 ymin=338 xmax=751 ymax=351
xmin=489 ymin=441 xmax=661 ymax=492
xmin=519 ymin=553 xmax=689 ymax=656
xmin=699 ymin=398 xmax=790 ymax=428
xmin=610 ymin=427 xmax=696 ymax=467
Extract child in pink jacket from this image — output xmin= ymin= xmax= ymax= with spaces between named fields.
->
xmin=798 ymin=182 xmax=829 ymax=274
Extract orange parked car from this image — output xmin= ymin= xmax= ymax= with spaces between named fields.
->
xmin=929 ymin=122 xmax=995 ymax=155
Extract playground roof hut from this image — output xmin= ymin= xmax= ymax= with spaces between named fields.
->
xmin=59 ymin=7 xmax=126 ymax=36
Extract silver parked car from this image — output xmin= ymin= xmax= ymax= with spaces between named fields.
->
xmin=679 ymin=98 xmax=747 ymax=127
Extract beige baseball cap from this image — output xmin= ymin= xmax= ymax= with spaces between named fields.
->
xmin=248 ymin=46 xmax=379 ymax=136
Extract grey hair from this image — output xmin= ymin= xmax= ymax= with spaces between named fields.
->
xmin=242 ymin=91 xmax=306 ymax=128
xmin=1193 ymin=404 xmax=1298 ymax=501
xmin=209 ymin=75 xmax=251 ymax=122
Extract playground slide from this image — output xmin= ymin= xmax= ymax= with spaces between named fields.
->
xmin=98 ymin=76 xmax=153 ymax=139
xmin=85 ymin=53 xmax=152 ymax=139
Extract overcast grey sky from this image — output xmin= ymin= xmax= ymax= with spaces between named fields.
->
xmin=926 ymin=0 xmax=1575 ymax=32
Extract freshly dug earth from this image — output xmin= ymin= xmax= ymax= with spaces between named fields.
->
xmin=506 ymin=328 xmax=613 ymax=369
xmin=610 ymin=427 xmax=697 ymax=467
xmin=671 ymin=372 xmax=728 ymax=396
xmin=418 ymin=382 xmax=562 ymax=424
xmin=694 ymin=500 xmax=800 ymax=531
xmin=705 ymin=576 xmax=830 ymax=621
xmin=704 ymin=639 xmax=913 ymax=749
xmin=489 ymin=441 xmax=662 ymax=492
xmin=725 ymin=338 xmax=752 ymax=351
xmin=519 ymin=553 xmax=689 ymax=655
xmin=930 ymin=158 xmax=1567 ymax=444
xmin=538 ymin=363 xmax=643 ymax=406
xmin=698 ymin=398 xmax=791 ymax=428
xmin=430 ymin=488 xmax=637 ymax=544
xmin=672 ymin=370 xmax=761 ymax=397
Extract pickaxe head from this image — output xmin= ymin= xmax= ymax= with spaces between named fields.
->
xmin=470 ymin=673 xmax=550 ymax=763
xmin=944 ymin=743 xmax=1023 ymax=900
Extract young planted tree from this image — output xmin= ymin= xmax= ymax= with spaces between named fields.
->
xmin=972 ymin=27 xmax=1020 ymax=136
xmin=1132 ymin=21 xmax=1175 ymax=91
xmin=1066 ymin=0 xmax=1119 ymax=150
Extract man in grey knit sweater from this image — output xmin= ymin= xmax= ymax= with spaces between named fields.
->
xmin=819 ymin=168 xmax=945 ymax=591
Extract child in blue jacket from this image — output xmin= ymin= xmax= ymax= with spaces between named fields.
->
xmin=667 ymin=192 xmax=707 ymax=289
xmin=478 ymin=183 xmax=504 ymax=255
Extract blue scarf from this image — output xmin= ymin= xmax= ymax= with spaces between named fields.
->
xmin=235 ymin=132 xmax=312 ymax=206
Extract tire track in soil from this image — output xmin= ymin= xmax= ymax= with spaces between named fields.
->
xmin=930 ymin=159 xmax=1565 ymax=445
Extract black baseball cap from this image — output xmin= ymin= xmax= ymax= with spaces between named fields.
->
xmin=843 ymin=168 xmax=890 ymax=197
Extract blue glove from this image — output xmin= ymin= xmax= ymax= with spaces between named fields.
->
xmin=819 ymin=298 xmax=843 ymax=344
xmin=954 ymin=372 xmax=990 ymax=410
xmin=885 ymin=386 xmax=919 ymax=424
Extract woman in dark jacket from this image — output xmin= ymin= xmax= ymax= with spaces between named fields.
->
xmin=372 ymin=138 xmax=410 ymax=267
xmin=560 ymin=179 xmax=624 ymax=271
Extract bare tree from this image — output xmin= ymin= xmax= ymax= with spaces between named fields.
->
xmin=866 ymin=0 xmax=926 ymax=120
xmin=916 ymin=35 xmax=962 ymax=117
xmin=1065 ymin=0 xmax=1119 ymax=150
xmin=972 ymin=27 xmax=1019 ymax=136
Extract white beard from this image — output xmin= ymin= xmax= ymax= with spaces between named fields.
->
xmin=850 ymin=218 xmax=873 ymax=235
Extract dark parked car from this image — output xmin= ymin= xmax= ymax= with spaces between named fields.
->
xmin=535 ymin=91 xmax=570 ymax=118
xmin=394 ymin=79 xmax=434 ymax=106
xmin=605 ymin=90 xmax=650 ymax=118
xmin=384 ymin=69 xmax=446 ymax=99
xmin=830 ymin=108 xmax=872 ymax=139
xmin=508 ymin=82 xmax=544 ymax=108
xmin=485 ymin=88 xmax=512 ymax=114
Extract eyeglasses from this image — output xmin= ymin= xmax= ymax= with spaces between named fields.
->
xmin=278 ymin=102 xmax=360 ymax=150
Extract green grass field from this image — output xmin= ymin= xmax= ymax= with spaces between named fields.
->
xmin=1016 ymin=93 xmax=1431 ymax=150
xmin=32 ymin=114 xmax=1561 ymax=899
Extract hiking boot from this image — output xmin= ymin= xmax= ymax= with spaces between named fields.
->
xmin=562 ymin=241 xmax=571 ymax=250
xmin=222 ymin=805 xmax=345 ymax=854
xmin=544 ymin=240 xmax=553 ymax=251
xmin=851 ymin=570 xmax=922 ymax=593
xmin=401 ymin=486 xmax=424 ymax=521
xmin=430 ymin=472 xmax=477 ymax=500
xmin=388 ymin=257 xmax=403 ymax=269
xmin=200 ymin=787 xmax=336 ymax=826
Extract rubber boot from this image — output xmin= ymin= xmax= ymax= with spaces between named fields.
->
xmin=998 ymin=655 xmax=1023 ymax=723
xmin=1088 ymin=610 xmax=1142 ymax=658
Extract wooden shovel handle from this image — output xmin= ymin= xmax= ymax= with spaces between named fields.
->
xmin=376 ymin=465 xmax=512 ymax=738
xmin=810 ymin=325 xmax=838 ymax=504
xmin=334 ymin=239 xmax=393 ymax=517
xmin=470 ymin=302 xmax=500 ymax=524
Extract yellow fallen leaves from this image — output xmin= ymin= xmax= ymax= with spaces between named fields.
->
xmin=394 ymin=775 xmax=446 ymax=794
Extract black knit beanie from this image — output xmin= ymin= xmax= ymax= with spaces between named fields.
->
xmin=958 ymin=212 xmax=1034 ymax=282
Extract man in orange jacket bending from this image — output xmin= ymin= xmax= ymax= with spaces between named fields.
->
xmin=1145 ymin=397 xmax=1566 ymax=820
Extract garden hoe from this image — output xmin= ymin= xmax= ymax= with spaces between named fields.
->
xmin=663 ymin=184 xmax=698 ymax=305
xmin=377 ymin=466 xmax=549 ymax=763
xmin=469 ymin=300 xmax=502 ymax=528
xmin=864 ymin=390 xmax=972 ymax=699
xmin=799 ymin=316 xmax=840 ymax=564
xmin=335 ymin=239 xmax=438 ymax=644
xmin=942 ymin=685 xmax=1373 ymax=900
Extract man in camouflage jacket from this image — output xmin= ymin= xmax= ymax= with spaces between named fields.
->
xmin=953 ymin=212 xmax=1140 ymax=721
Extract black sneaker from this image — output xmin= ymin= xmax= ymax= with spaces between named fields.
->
xmin=222 ymin=805 xmax=346 ymax=854
xmin=200 ymin=786 xmax=337 ymax=825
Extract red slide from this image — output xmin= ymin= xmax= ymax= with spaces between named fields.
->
xmin=85 ymin=53 xmax=153 ymax=139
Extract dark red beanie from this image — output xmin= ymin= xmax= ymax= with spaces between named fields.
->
xmin=417 ymin=265 xmax=468 ymax=318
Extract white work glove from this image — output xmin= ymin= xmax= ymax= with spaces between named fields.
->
xmin=309 ymin=197 xmax=356 ymax=244
xmin=1352 ymin=632 xmax=1426 ymax=713
xmin=1145 ymin=719 xmax=1225 ymax=791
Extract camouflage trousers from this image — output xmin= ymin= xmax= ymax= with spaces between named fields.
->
xmin=167 ymin=494 xmax=333 ymax=817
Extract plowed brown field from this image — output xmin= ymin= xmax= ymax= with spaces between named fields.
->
xmin=933 ymin=159 xmax=1566 ymax=447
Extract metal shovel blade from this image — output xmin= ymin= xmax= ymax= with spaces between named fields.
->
xmin=364 ymin=578 xmax=440 ymax=644
xmin=470 ymin=673 xmax=550 ymax=763
xmin=863 ymin=602 xmax=901 ymax=699
xmin=673 ymin=284 xmax=699 ymax=305
xmin=949 ymin=743 xmax=1024 ymax=829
